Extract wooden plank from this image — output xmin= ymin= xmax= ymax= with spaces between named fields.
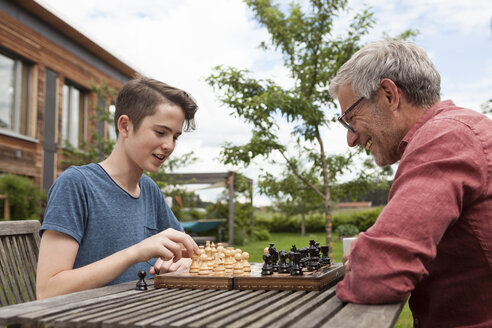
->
xmin=132 ymin=289 xmax=238 ymax=327
xmin=0 ymin=238 xmax=12 ymax=307
xmin=0 ymin=280 xmax=139 ymax=326
xmin=267 ymin=286 xmax=337 ymax=328
xmin=0 ymin=220 xmax=41 ymax=236
xmin=169 ymin=290 xmax=262 ymax=327
xmin=186 ymin=290 xmax=277 ymax=328
xmin=11 ymin=235 xmax=35 ymax=302
xmin=112 ymin=288 xmax=219 ymax=328
xmin=321 ymin=300 xmax=406 ymax=328
xmin=248 ymin=290 xmax=323 ymax=328
xmin=224 ymin=291 xmax=307 ymax=328
xmin=38 ymin=288 xmax=173 ymax=327
xmin=3 ymin=235 xmax=22 ymax=304
xmin=295 ymin=288 xmax=343 ymax=328
xmin=147 ymin=289 xmax=246 ymax=327
xmin=20 ymin=234 xmax=38 ymax=299
xmin=205 ymin=291 xmax=291 ymax=328
xmin=96 ymin=289 xmax=215 ymax=328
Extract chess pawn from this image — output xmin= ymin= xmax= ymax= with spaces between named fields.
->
xmin=242 ymin=251 xmax=251 ymax=272
xmin=224 ymin=249 xmax=234 ymax=271
xmin=205 ymin=241 xmax=213 ymax=263
xmin=233 ymin=253 xmax=244 ymax=275
xmin=214 ymin=252 xmax=226 ymax=276
xmin=227 ymin=247 xmax=236 ymax=263
xmin=211 ymin=242 xmax=218 ymax=269
xmin=198 ymin=253 xmax=210 ymax=275
xmin=320 ymin=245 xmax=331 ymax=266
xmin=189 ymin=251 xmax=200 ymax=274
xmin=217 ymin=243 xmax=225 ymax=255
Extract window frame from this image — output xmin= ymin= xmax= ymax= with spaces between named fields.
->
xmin=61 ymin=80 xmax=88 ymax=149
xmin=0 ymin=47 xmax=33 ymax=139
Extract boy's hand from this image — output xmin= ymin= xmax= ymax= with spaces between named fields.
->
xmin=132 ymin=228 xmax=199 ymax=264
xmin=150 ymin=257 xmax=192 ymax=275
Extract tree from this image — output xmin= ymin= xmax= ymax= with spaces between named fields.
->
xmin=258 ymin=157 xmax=324 ymax=236
xmin=207 ymin=0 xmax=377 ymax=257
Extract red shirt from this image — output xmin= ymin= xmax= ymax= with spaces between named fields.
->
xmin=336 ymin=100 xmax=492 ymax=328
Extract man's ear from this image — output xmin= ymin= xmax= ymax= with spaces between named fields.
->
xmin=117 ymin=115 xmax=132 ymax=137
xmin=379 ymin=78 xmax=400 ymax=111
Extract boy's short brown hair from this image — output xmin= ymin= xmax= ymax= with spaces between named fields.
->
xmin=114 ymin=77 xmax=198 ymax=136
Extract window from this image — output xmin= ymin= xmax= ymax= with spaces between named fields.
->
xmin=62 ymin=83 xmax=86 ymax=148
xmin=0 ymin=51 xmax=30 ymax=136
xmin=108 ymin=103 xmax=116 ymax=141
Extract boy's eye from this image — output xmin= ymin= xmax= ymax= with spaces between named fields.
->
xmin=155 ymin=130 xmax=165 ymax=135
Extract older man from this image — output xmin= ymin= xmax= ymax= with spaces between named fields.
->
xmin=329 ymin=40 xmax=492 ymax=328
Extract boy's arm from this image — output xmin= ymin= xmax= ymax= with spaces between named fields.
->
xmin=36 ymin=228 xmax=199 ymax=299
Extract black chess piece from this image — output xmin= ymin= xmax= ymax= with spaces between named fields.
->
xmin=315 ymin=242 xmax=322 ymax=269
xmin=299 ymin=247 xmax=309 ymax=268
xmin=307 ymin=243 xmax=318 ymax=271
xmin=278 ymin=250 xmax=290 ymax=273
xmin=290 ymin=252 xmax=303 ymax=275
xmin=269 ymin=243 xmax=279 ymax=272
xmin=290 ymin=244 xmax=297 ymax=253
xmin=136 ymin=270 xmax=148 ymax=290
xmin=320 ymin=245 xmax=332 ymax=266
xmin=261 ymin=253 xmax=273 ymax=275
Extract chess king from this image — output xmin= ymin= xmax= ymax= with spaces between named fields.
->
xmin=36 ymin=77 xmax=201 ymax=299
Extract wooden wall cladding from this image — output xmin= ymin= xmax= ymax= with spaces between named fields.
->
xmin=0 ymin=8 xmax=130 ymax=186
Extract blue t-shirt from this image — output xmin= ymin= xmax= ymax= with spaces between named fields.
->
xmin=40 ymin=163 xmax=183 ymax=284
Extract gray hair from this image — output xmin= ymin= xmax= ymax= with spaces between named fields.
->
xmin=329 ymin=40 xmax=441 ymax=109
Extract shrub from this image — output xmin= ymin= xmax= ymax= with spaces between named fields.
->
xmin=335 ymin=224 xmax=359 ymax=237
xmin=305 ymin=214 xmax=325 ymax=232
xmin=252 ymin=227 xmax=271 ymax=241
xmin=0 ymin=174 xmax=46 ymax=221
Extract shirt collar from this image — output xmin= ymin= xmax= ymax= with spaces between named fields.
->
xmin=397 ymin=100 xmax=455 ymax=155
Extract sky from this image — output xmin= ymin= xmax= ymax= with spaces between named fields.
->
xmin=38 ymin=0 xmax=492 ymax=205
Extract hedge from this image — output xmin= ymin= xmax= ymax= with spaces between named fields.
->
xmin=254 ymin=206 xmax=384 ymax=234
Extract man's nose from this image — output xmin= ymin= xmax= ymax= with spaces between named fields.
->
xmin=347 ymin=129 xmax=359 ymax=147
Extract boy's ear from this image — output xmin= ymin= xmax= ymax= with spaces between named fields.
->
xmin=117 ymin=115 xmax=131 ymax=137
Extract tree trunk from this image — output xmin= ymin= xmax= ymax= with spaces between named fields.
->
xmin=324 ymin=194 xmax=333 ymax=258
xmin=301 ymin=203 xmax=306 ymax=237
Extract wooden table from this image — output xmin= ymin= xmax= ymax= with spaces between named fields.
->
xmin=0 ymin=265 xmax=405 ymax=328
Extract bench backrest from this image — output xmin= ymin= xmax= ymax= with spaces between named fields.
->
xmin=0 ymin=220 xmax=41 ymax=306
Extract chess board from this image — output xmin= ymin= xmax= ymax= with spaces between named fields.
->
xmin=154 ymin=262 xmax=345 ymax=291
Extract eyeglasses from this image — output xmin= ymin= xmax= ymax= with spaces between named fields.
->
xmin=338 ymin=97 xmax=364 ymax=133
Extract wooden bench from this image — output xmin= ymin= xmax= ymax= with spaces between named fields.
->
xmin=0 ymin=220 xmax=41 ymax=306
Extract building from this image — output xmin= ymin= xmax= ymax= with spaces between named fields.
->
xmin=0 ymin=0 xmax=138 ymax=190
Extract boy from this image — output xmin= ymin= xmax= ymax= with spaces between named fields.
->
xmin=36 ymin=77 xmax=200 ymax=299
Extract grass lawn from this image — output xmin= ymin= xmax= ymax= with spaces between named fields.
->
xmin=240 ymin=232 xmax=412 ymax=328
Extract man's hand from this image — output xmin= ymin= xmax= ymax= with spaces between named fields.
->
xmin=342 ymin=239 xmax=357 ymax=271
xmin=150 ymin=257 xmax=192 ymax=275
